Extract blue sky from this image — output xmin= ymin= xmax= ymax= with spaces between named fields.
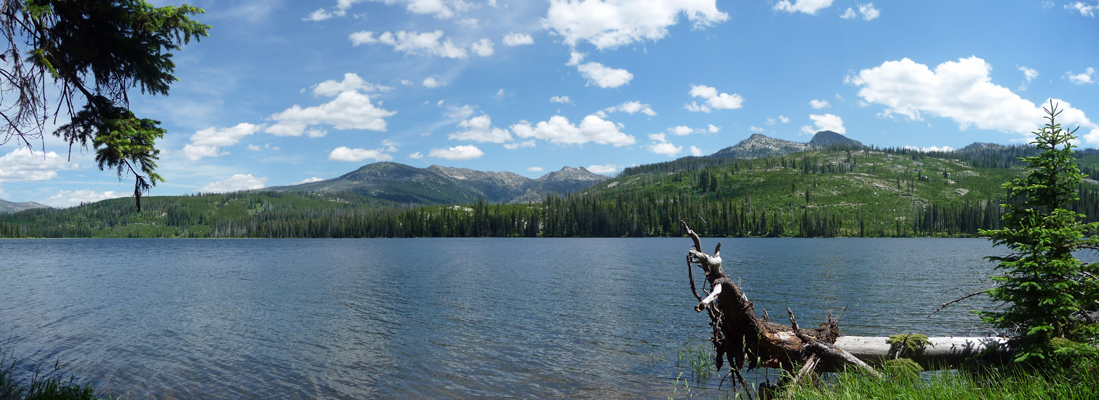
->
xmin=2 ymin=0 xmax=1098 ymax=206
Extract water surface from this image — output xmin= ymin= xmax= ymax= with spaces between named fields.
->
xmin=0 ymin=238 xmax=1002 ymax=398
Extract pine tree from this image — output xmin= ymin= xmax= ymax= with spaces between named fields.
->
xmin=980 ymin=101 xmax=1099 ymax=363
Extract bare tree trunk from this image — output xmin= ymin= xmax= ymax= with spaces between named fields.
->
xmin=680 ymin=221 xmax=881 ymax=387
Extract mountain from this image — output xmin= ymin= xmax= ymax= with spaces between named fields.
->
xmin=808 ymin=130 xmax=863 ymax=147
xmin=268 ymin=162 xmax=609 ymax=205
xmin=0 ymin=198 xmax=50 ymax=214
xmin=709 ymin=134 xmax=815 ymax=159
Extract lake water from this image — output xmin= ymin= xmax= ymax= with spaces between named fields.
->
xmin=1 ymin=238 xmax=1005 ymax=398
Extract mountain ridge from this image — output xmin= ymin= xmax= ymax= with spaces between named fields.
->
xmin=268 ymin=162 xmax=609 ymax=205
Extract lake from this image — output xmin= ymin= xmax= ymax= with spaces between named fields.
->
xmin=0 ymin=238 xmax=1003 ymax=398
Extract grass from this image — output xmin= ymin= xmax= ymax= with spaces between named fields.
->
xmin=0 ymin=357 xmax=103 ymax=400
xmin=779 ymin=366 xmax=1099 ymax=400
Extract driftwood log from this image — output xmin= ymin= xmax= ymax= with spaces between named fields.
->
xmin=681 ymin=221 xmax=881 ymax=389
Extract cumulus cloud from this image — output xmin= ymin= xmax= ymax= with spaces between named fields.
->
xmin=750 ymin=126 xmax=765 ymax=132
xmin=528 ymin=166 xmax=544 ymax=172
xmin=779 ymin=116 xmax=790 ymax=123
xmin=0 ymin=148 xmax=78 ymax=182
xmin=690 ymin=146 xmax=703 ymax=156
xmin=840 ymin=7 xmax=856 ymax=19
xmin=47 ymin=190 xmax=124 ymax=208
xmin=450 ymin=114 xmax=512 ymax=143
xmin=543 ymin=0 xmax=729 ymax=50
xmin=510 ymin=114 xmax=636 ymax=146
xmin=858 ymin=3 xmax=880 ymax=20
xmin=810 ymin=99 xmax=830 ymax=109
xmin=708 ymin=124 xmax=720 ymax=133
xmin=183 ymin=123 xmax=264 ymax=161
xmin=409 ymin=152 xmax=424 ymax=159
xmin=298 ymin=177 xmax=325 ymax=184
xmin=201 ymin=174 xmax=268 ymax=193
xmin=349 ymin=30 xmax=469 ymax=59
xmin=670 ymin=126 xmax=694 ymax=136
xmin=550 ymin=95 xmax=573 ymax=104
xmin=647 ymin=133 xmax=682 ymax=157
xmin=266 ymin=91 xmax=395 ymax=136
xmin=685 ymin=84 xmax=744 ymax=112
xmin=799 ymin=114 xmax=846 ymax=135
xmin=1067 ymin=67 xmax=1096 ymax=85
xmin=328 ymin=146 xmax=395 ymax=162
xmin=850 ymin=56 xmax=1099 ymax=143
xmin=774 ymin=0 xmax=834 ymax=15
xmin=603 ymin=101 xmax=656 ymax=116
xmin=471 ymin=38 xmax=494 ymax=57
xmin=312 ymin=73 xmax=392 ymax=97
xmin=429 ymin=145 xmax=484 ymax=160
xmin=423 ymin=76 xmax=447 ymax=88
xmin=503 ymin=32 xmax=534 ymax=46
xmin=304 ymin=8 xmax=341 ymax=21
xmin=587 ymin=163 xmax=620 ymax=174
xmin=576 ymin=61 xmax=633 ymax=88
xmin=1018 ymin=65 xmax=1039 ymax=90
xmin=1066 ymin=1 xmax=1097 ymax=17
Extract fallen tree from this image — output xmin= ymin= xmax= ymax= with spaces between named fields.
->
xmin=679 ymin=221 xmax=1015 ymax=394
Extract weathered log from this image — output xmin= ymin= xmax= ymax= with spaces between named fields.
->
xmin=680 ymin=220 xmax=880 ymax=384
xmin=831 ymin=336 xmax=1012 ymax=370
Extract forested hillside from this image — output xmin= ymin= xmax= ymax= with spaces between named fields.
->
xmin=6 ymin=146 xmax=1099 ymax=238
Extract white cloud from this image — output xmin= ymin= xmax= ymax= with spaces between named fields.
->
xmin=858 ymin=3 xmax=880 ymax=20
xmin=647 ymin=133 xmax=682 ymax=157
xmin=0 ymin=148 xmax=78 ymax=182
xmin=1067 ymin=67 xmax=1096 ymax=85
xmin=604 ymin=101 xmax=656 ymax=116
xmin=303 ymin=8 xmax=341 ymax=21
xmin=690 ymin=146 xmax=703 ymax=156
xmin=799 ymin=113 xmax=846 ymax=135
xmin=685 ymin=84 xmax=744 ymax=112
xmin=503 ymin=140 xmax=537 ymax=149
xmin=1066 ymin=1 xmax=1097 ymax=17
xmin=201 ymin=174 xmax=268 ymax=193
xmin=503 ymin=33 xmax=534 ymax=46
xmin=587 ymin=163 xmax=620 ymax=174
xmin=471 ymin=38 xmax=494 ymax=57
xmin=349 ymin=30 xmax=468 ymax=59
xmin=810 ymin=99 xmax=830 ymax=109
xmin=903 ymin=145 xmax=956 ymax=153
xmin=409 ymin=152 xmax=424 ymax=159
xmin=708 ymin=124 xmax=720 ymax=133
xmin=312 ymin=73 xmax=392 ymax=97
xmin=423 ymin=76 xmax=446 ymax=88
xmin=840 ymin=7 xmax=856 ymax=19
xmin=328 ymin=146 xmax=395 ymax=162
xmin=510 ymin=114 xmax=636 ymax=146
xmin=47 ymin=190 xmax=124 ymax=208
xmin=543 ymin=0 xmax=729 ymax=50
xmin=550 ymin=95 xmax=573 ymax=104
xmin=401 ymin=79 xmax=413 ymax=86
xmin=247 ymin=144 xmax=262 ymax=151
xmin=266 ymin=91 xmax=395 ymax=136
xmin=849 ymin=57 xmax=1099 ymax=138
xmin=374 ymin=0 xmax=470 ymax=19
xmin=450 ymin=114 xmax=512 ymax=143
xmin=298 ymin=177 xmax=325 ymax=184
xmin=779 ymin=116 xmax=790 ymax=123
xmin=528 ymin=166 xmax=544 ymax=172
xmin=429 ymin=145 xmax=484 ymax=160
xmin=183 ymin=123 xmax=264 ymax=161
xmin=566 ymin=51 xmax=585 ymax=66
xmin=1019 ymin=66 xmax=1039 ymax=82
xmin=670 ymin=126 xmax=694 ymax=136
xmin=774 ymin=0 xmax=834 ymax=15
xmin=750 ymin=126 xmax=765 ymax=132
xmin=576 ymin=62 xmax=633 ymax=88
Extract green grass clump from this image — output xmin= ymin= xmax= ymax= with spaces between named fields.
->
xmin=780 ymin=366 xmax=1099 ymax=400
xmin=0 ymin=358 xmax=102 ymax=400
